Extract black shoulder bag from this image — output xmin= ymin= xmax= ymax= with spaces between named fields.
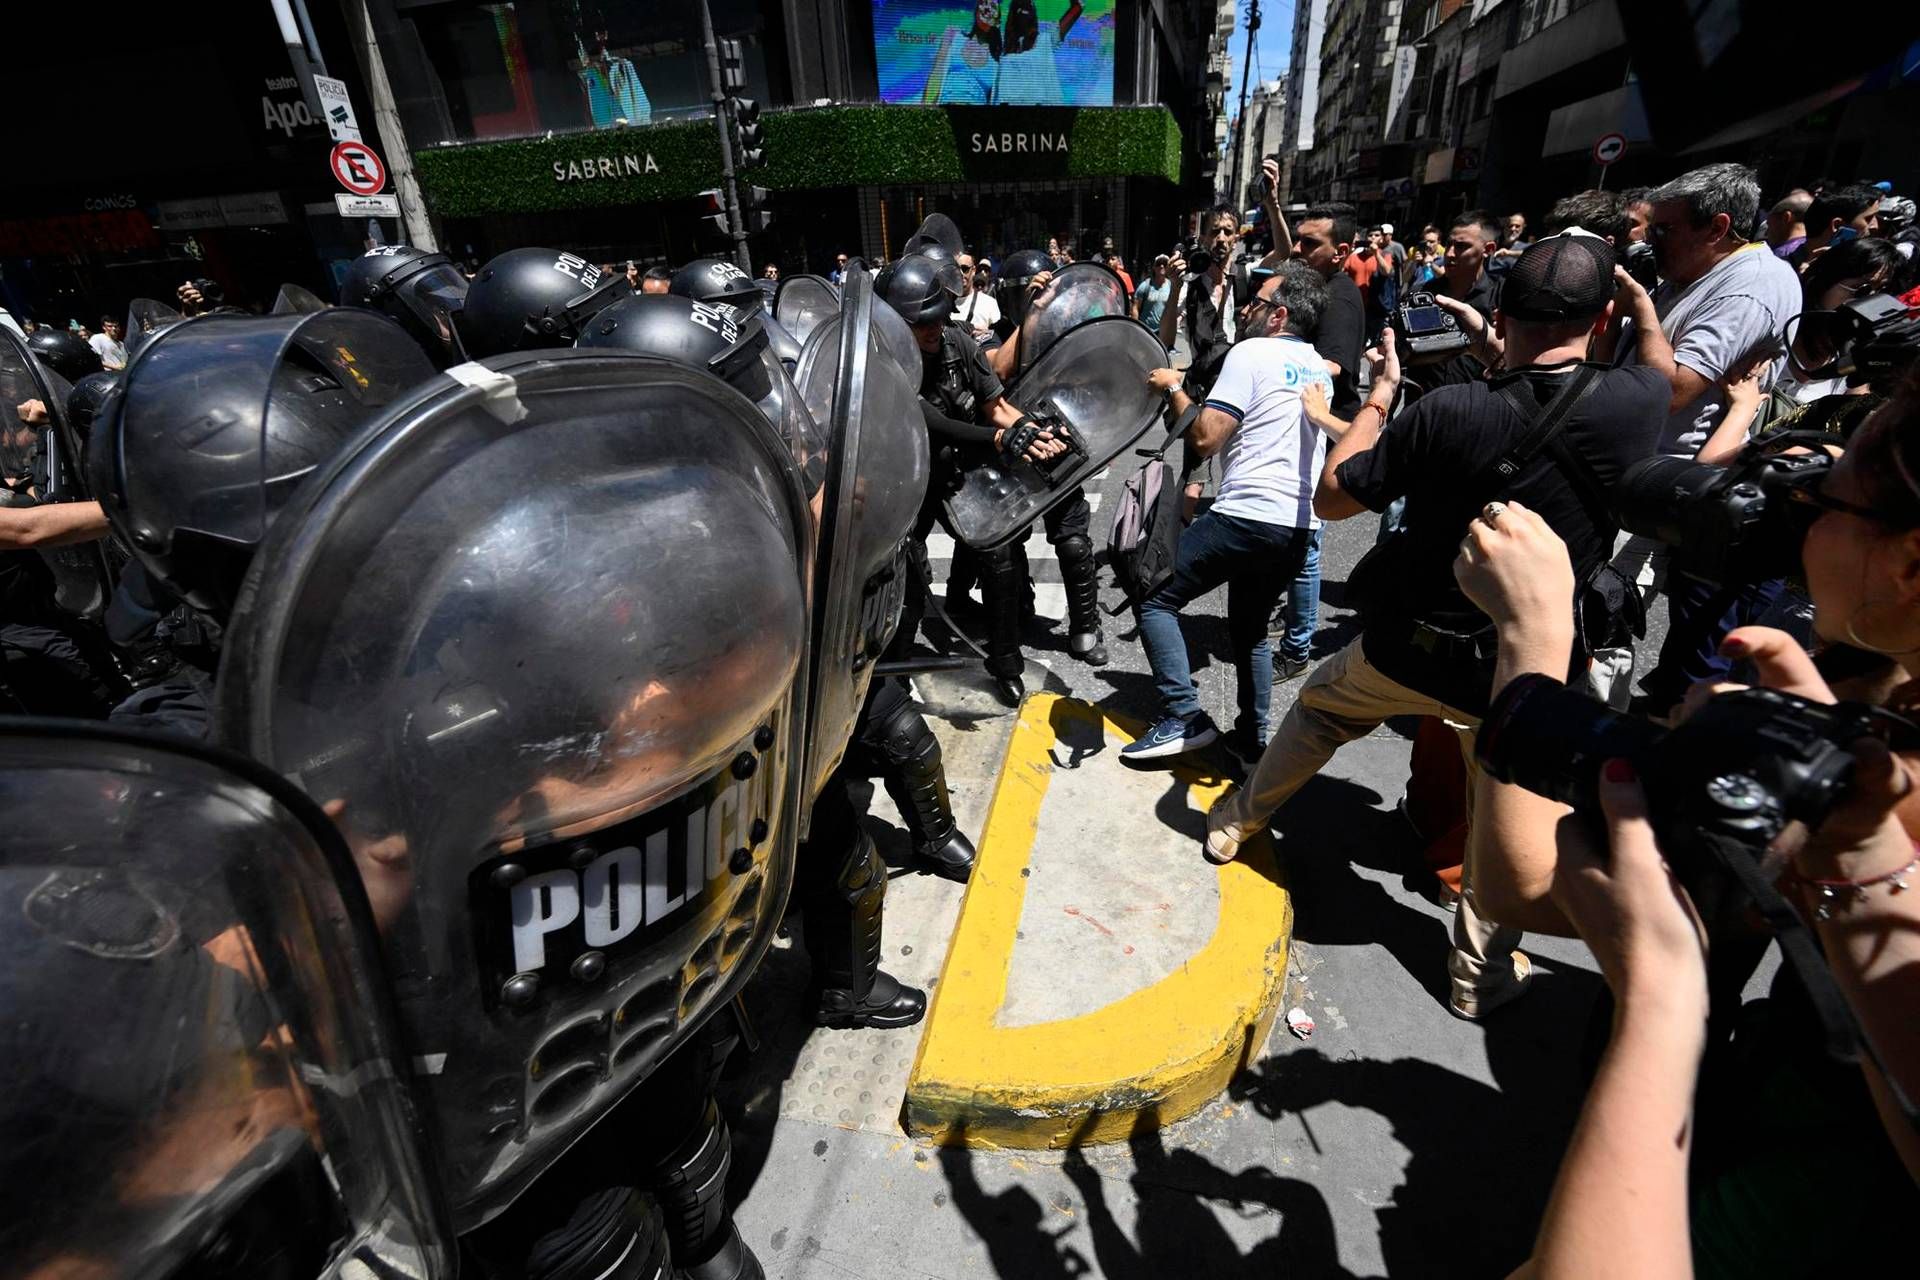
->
xmin=1346 ymin=363 xmax=1608 ymax=621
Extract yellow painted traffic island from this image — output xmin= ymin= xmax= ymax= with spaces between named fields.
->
xmin=904 ymin=692 xmax=1292 ymax=1149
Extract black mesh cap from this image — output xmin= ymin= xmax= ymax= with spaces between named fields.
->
xmin=1500 ymin=231 xmax=1617 ymax=322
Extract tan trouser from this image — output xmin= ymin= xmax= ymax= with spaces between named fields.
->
xmin=1217 ymin=638 xmax=1522 ymax=1000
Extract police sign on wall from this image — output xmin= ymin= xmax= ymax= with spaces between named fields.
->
xmin=946 ymin=106 xmax=1079 ymax=180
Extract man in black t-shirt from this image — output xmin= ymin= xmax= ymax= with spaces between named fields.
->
xmin=1205 ymin=232 xmax=1666 ymax=1022
xmin=1256 ymin=201 xmax=1369 ymax=676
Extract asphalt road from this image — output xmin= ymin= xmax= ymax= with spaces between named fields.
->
xmin=721 ymin=467 xmax=1692 ymax=1278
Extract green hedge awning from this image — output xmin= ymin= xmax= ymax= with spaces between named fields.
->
xmin=413 ymin=104 xmax=1183 ymax=219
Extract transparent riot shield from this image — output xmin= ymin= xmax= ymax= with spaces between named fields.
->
xmin=1016 ymin=260 xmax=1133 ymax=375
xmin=124 ymin=297 xmax=184 ymax=362
xmin=92 ymin=310 xmax=437 ymax=617
xmin=0 ymin=719 xmax=452 ymax=1279
xmin=796 ymin=272 xmax=931 ymax=803
xmin=214 ymin=350 xmax=814 ymax=1232
xmin=0 ymin=328 xmax=114 ymax=619
xmin=763 ymin=307 xmax=804 ymax=365
xmin=774 ymin=274 xmax=841 ymax=347
xmin=271 ymin=282 xmax=331 ymax=313
xmin=946 ymin=315 xmax=1169 ymax=549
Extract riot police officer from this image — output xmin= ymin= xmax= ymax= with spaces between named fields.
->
xmin=340 ymin=243 xmax=473 ymax=368
xmin=881 ymin=251 xmax=1063 ymax=706
xmin=89 ymin=309 xmax=439 ymax=736
xmin=461 ymin=246 xmax=621 ymax=357
xmin=955 ymin=246 xmax=1109 ymax=667
xmin=671 ymin=257 xmax=804 ymax=365
xmin=1 ymin=336 xmax=117 ymax=717
xmin=578 ymin=291 xmax=972 ymax=1041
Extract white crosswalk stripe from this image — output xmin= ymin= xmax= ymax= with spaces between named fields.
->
xmin=920 ymin=478 xmax=1111 ymax=624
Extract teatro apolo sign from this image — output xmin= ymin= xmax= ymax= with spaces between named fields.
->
xmin=553 ymin=152 xmax=661 ymax=182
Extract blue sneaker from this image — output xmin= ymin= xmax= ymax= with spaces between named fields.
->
xmin=1121 ymin=713 xmax=1219 ymax=761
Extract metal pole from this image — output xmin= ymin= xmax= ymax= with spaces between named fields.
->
xmin=289 ymin=0 xmax=328 ymax=74
xmin=1228 ymin=0 xmax=1261 ymax=210
xmin=268 ymin=0 xmax=326 ymax=118
xmin=699 ymin=0 xmax=752 ymax=272
xmin=343 ymin=0 xmax=437 ymax=250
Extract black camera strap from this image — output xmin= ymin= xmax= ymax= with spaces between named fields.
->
xmin=1488 ymin=363 xmax=1608 ymax=500
xmin=1704 ymin=829 xmax=1920 ymax=1133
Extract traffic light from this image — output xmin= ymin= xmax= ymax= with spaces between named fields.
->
xmin=698 ymin=188 xmax=729 ymax=237
xmin=718 ymin=37 xmax=748 ymax=95
xmin=738 ymin=184 xmax=771 ymax=234
xmin=731 ymin=97 xmax=765 ymax=170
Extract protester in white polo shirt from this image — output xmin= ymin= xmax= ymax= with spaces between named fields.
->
xmin=1128 ymin=261 xmax=1333 ymax=761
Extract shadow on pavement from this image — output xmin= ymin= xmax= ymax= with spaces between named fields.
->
xmin=939 ymin=1109 xmax=1367 ymax=1280
xmin=1228 ymin=1035 xmax=1586 ymax=1279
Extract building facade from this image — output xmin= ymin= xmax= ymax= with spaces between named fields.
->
xmin=4 ymin=1 xmax=1231 ymax=324
xmin=1276 ymin=0 xmax=1329 ymax=199
xmin=1337 ymin=0 xmax=1920 ymax=233
xmin=380 ymin=0 xmax=1230 ymax=276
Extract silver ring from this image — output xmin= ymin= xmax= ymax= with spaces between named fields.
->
xmin=1482 ymin=502 xmax=1508 ymax=524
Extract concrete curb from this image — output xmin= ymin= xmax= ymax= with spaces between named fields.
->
xmin=903 ymin=693 xmax=1292 ymax=1148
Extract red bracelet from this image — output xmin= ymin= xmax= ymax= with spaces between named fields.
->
xmin=1793 ymin=847 xmax=1919 ymax=920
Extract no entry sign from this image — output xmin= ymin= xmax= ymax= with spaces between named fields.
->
xmin=1592 ymin=132 xmax=1628 ymax=166
xmin=330 ymin=140 xmax=387 ymax=195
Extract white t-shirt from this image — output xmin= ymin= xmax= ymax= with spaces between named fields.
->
xmin=89 ymin=333 xmax=128 ymax=370
xmin=1201 ymin=334 xmax=1334 ymax=529
xmin=953 ymin=289 xmax=1000 ymax=333
xmin=1622 ymin=243 xmax=1803 ymax=456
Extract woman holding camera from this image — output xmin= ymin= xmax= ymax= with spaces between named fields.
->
xmin=1456 ymin=378 xmax=1920 ymax=1274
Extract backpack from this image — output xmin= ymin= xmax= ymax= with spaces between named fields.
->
xmin=1104 ymin=412 xmax=1190 ymax=614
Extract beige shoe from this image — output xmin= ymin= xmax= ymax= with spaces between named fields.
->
xmin=1204 ymin=794 xmax=1263 ymax=865
xmin=1448 ymin=951 xmax=1533 ymax=1021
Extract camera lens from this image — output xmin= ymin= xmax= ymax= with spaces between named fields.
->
xmin=1477 ymin=673 xmax=1664 ymax=812
xmin=1612 ymin=455 xmax=1727 ymax=546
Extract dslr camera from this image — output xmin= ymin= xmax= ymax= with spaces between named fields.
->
xmin=1622 ymin=239 xmax=1659 ymax=291
xmin=1390 ymin=291 xmax=1470 ymax=361
xmin=1785 ymin=291 xmax=1920 ymax=392
xmin=1611 ymin=432 xmax=1834 ymax=589
xmin=1479 ymin=672 xmax=1914 ymax=890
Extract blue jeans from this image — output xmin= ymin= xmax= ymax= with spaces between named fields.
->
xmin=1278 ymin=527 xmax=1322 ymax=664
xmin=1136 ymin=510 xmax=1311 ymax=738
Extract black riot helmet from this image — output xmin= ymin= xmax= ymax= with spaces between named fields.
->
xmin=580 ymin=293 xmax=826 ymax=491
xmin=26 ymin=329 xmax=102 ymax=382
xmin=903 ymin=212 xmax=964 ymax=260
xmin=339 ymin=246 xmax=471 ymax=369
xmin=671 ymin=257 xmax=763 ymax=309
xmin=89 ymin=311 xmax=437 ymax=619
xmin=580 ymin=293 xmax=772 ymax=396
xmin=64 ymin=370 xmax=118 ymax=455
xmin=671 ymin=258 xmax=805 ymax=363
xmin=460 ymin=247 xmax=621 ymax=358
xmin=877 ymin=252 xmax=958 ymax=326
xmin=995 ymin=247 xmax=1053 ymax=330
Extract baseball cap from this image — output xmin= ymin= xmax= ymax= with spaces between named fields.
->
xmin=1380 ymin=222 xmax=1394 ymax=235
xmin=1500 ymin=229 xmax=1617 ymax=322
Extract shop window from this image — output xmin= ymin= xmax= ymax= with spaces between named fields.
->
xmin=416 ymin=0 xmax=772 ymax=143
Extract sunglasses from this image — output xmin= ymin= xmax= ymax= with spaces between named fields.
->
xmin=1780 ymin=465 xmax=1880 ymax=523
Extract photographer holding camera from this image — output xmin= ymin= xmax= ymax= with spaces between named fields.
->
xmin=1206 ymin=232 xmax=1668 ymax=1019
xmin=1455 ymin=382 xmax=1920 ymax=1272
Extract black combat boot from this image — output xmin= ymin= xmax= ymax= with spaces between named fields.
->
xmin=1056 ymin=532 xmax=1108 ymax=665
xmin=808 ymin=829 xmax=928 ymax=1029
xmin=877 ymin=709 xmax=977 ymax=882
xmin=978 ymin=544 xmax=1026 ymax=707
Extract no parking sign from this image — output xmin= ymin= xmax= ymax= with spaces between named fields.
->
xmin=330 ymin=140 xmax=387 ymax=196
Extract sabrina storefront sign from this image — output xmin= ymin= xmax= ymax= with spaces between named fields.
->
xmin=553 ymin=153 xmax=661 ymax=182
